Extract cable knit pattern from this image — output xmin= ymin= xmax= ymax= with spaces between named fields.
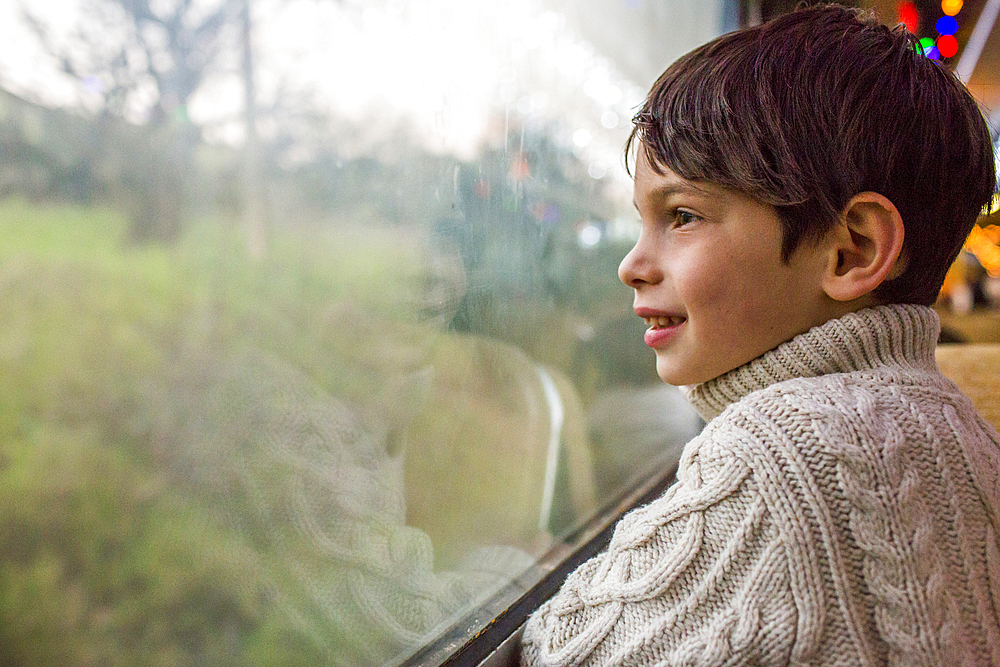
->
xmin=522 ymin=305 xmax=1000 ymax=666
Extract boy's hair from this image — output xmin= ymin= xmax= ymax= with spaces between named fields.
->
xmin=626 ymin=3 xmax=996 ymax=306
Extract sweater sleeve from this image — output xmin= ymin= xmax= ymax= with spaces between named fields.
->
xmin=520 ymin=434 xmax=800 ymax=667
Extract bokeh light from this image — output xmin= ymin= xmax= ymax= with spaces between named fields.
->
xmin=941 ymin=0 xmax=964 ymax=16
xmin=898 ymin=1 xmax=919 ymax=32
xmin=965 ymin=224 xmax=1000 ymax=277
xmin=937 ymin=34 xmax=959 ymax=58
xmin=936 ymin=15 xmax=959 ymax=35
xmin=578 ymin=223 xmax=602 ymax=247
xmin=572 ymin=128 xmax=593 ymax=148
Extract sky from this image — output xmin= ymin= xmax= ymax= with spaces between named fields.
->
xmin=0 ymin=0 xmax=651 ymax=191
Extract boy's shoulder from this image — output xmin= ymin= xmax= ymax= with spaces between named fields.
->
xmin=675 ymin=362 xmax=996 ymax=550
xmin=685 ymin=364 xmax=1000 ymax=520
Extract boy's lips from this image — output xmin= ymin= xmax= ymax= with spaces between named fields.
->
xmin=635 ymin=307 xmax=687 ymax=348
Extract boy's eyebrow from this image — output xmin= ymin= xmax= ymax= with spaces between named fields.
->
xmin=633 ymin=181 xmax=714 ymax=209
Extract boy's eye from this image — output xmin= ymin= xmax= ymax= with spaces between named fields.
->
xmin=673 ymin=210 xmax=700 ymax=227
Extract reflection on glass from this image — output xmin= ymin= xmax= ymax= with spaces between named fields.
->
xmin=0 ymin=0 xmax=721 ymax=664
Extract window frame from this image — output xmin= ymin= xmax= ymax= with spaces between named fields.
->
xmin=396 ymin=452 xmax=682 ymax=667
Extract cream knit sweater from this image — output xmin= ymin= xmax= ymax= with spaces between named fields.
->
xmin=522 ymin=305 xmax=1000 ymax=666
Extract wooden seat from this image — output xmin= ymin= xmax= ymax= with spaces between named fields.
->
xmin=935 ymin=343 xmax=1000 ymax=430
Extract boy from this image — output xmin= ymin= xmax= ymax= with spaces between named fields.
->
xmin=521 ymin=5 xmax=1000 ymax=666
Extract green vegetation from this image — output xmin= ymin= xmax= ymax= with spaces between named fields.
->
xmin=0 ymin=203 xmax=291 ymax=664
xmin=0 ymin=196 xmax=652 ymax=665
xmin=0 ymin=199 xmax=463 ymax=665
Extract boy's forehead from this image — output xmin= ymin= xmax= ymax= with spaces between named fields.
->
xmin=633 ymin=155 xmax=715 ymax=205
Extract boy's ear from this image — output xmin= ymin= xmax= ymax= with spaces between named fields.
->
xmin=821 ymin=192 xmax=906 ymax=303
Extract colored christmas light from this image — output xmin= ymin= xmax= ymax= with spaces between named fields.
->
xmin=898 ymin=1 xmax=920 ymax=32
xmin=936 ymin=15 xmax=959 ymax=35
xmin=937 ymin=34 xmax=959 ymax=58
xmin=941 ymin=0 xmax=963 ymax=16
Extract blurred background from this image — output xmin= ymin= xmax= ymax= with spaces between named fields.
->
xmin=0 ymin=1 xmax=997 ymax=665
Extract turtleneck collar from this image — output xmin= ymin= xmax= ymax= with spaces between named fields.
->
xmin=683 ymin=304 xmax=941 ymax=422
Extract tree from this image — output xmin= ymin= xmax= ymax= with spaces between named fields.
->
xmin=20 ymin=0 xmax=230 ymax=242
xmin=237 ymin=0 xmax=269 ymax=258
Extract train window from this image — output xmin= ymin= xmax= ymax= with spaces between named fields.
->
xmin=0 ymin=1 xmax=732 ymax=664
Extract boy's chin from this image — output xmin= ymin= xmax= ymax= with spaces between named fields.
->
xmin=655 ymin=357 xmax=701 ymax=387
xmin=655 ymin=354 xmax=730 ymax=388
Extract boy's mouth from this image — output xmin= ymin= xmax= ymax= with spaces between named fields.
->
xmin=643 ymin=315 xmax=685 ymax=328
xmin=642 ymin=314 xmax=685 ymax=348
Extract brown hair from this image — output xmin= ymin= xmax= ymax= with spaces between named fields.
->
xmin=626 ymin=4 xmax=996 ymax=305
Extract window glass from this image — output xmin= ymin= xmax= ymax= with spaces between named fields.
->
xmin=0 ymin=1 xmax=726 ymax=664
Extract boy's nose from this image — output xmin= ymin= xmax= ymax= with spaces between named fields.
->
xmin=618 ymin=239 xmax=661 ymax=288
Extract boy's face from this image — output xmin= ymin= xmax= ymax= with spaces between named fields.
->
xmin=620 ymin=152 xmax=842 ymax=386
